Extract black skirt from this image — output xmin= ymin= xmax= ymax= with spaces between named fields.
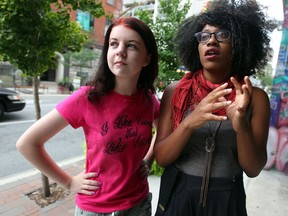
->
xmin=162 ymin=172 xmax=247 ymax=216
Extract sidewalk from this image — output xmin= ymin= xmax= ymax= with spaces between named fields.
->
xmin=0 ymin=157 xmax=84 ymax=216
xmin=0 ymin=156 xmax=287 ymax=216
xmin=0 ymin=156 xmax=160 ymax=216
xmin=12 ymin=81 xmax=61 ymax=96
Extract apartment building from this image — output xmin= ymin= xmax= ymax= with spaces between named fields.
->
xmin=122 ymin=0 xmax=156 ymax=17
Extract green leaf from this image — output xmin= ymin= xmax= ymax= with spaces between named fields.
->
xmin=137 ymin=0 xmax=191 ymax=90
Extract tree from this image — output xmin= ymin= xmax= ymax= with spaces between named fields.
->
xmin=69 ymin=48 xmax=99 ymax=69
xmin=257 ymin=63 xmax=274 ymax=95
xmin=63 ymin=45 xmax=101 ymax=87
xmin=136 ymin=0 xmax=191 ymax=90
xmin=0 ymin=0 xmax=105 ymax=198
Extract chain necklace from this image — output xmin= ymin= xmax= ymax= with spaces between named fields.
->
xmin=199 ymin=120 xmax=222 ymax=207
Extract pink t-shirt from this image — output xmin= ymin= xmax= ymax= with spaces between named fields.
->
xmin=56 ymin=86 xmax=160 ymax=213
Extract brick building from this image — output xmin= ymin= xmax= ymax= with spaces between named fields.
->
xmin=45 ymin=0 xmax=124 ymax=86
xmin=0 ymin=0 xmax=123 ymax=88
xmin=69 ymin=0 xmax=123 ymax=46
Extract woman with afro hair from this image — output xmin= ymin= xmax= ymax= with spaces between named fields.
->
xmin=154 ymin=0 xmax=276 ymax=215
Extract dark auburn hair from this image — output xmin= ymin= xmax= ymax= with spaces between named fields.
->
xmin=87 ymin=17 xmax=158 ymax=102
xmin=174 ymin=0 xmax=277 ymax=79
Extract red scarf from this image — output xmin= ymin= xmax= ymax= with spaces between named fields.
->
xmin=171 ymin=69 xmax=241 ymax=129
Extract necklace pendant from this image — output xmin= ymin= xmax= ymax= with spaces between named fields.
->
xmin=205 ymin=136 xmax=215 ymax=152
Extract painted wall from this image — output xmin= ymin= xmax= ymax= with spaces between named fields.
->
xmin=265 ymin=0 xmax=288 ymax=175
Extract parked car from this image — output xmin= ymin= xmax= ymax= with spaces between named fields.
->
xmin=0 ymin=88 xmax=26 ymax=117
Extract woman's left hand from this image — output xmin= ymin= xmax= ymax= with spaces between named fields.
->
xmin=139 ymin=160 xmax=151 ymax=178
xmin=69 ymin=171 xmax=101 ymax=195
xmin=226 ymin=76 xmax=252 ymax=131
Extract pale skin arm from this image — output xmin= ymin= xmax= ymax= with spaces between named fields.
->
xmin=154 ymin=82 xmax=233 ymax=167
xmin=227 ymin=76 xmax=270 ymax=177
xmin=16 ymin=109 xmax=101 ymax=195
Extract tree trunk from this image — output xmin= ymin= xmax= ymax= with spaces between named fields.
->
xmin=41 ymin=173 xmax=51 ymax=198
xmin=33 ymin=76 xmax=51 ymax=198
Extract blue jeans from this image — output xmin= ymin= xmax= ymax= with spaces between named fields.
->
xmin=74 ymin=193 xmax=152 ymax=216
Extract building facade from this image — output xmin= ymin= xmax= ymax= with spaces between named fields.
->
xmin=46 ymin=0 xmax=124 ymax=86
xmin=70 ymin=0 xmax=123 ymax=46
xmin=0 ymin=0 xmax=123 ymax=88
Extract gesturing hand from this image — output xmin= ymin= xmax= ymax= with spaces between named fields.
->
xmin=226 ymin=76 xmax=252 ymax=131
xmin=184 ymin=82 xmax=232 ymax=130
xmin=69 ymin=171 xmax=102 ymax=195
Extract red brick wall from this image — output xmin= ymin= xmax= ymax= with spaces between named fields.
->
xmin=51 ymin=0 xmax=123 ymax=46
xmin=94 ymin=0 xmax=123 ymax=45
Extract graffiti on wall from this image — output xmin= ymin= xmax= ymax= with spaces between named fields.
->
xmin=265 ymin=0 xmax=288 ymax=175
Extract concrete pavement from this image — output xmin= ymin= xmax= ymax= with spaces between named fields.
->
xmin=245 ymin=169 xmax=288 ymax=216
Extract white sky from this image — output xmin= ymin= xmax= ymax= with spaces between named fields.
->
xmin=259 ymin=0 xmax=283 ymax=21
xmin=259 ymin=0 xmax=284 ymax=73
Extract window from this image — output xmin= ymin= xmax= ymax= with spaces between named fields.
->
xmin=105 ymin=19 xmax=112 ymax=35
xmin=107 ymin=0 xmax=115 ymax=6
xmin=76 ymin=10 xmax=94 ymax=31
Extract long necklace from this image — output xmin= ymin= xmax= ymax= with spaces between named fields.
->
xmin=199 ymin=120 xmax=222 ymax=207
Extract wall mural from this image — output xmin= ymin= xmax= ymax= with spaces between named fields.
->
xmin=265 ymin=0 xmax=288 ymax=175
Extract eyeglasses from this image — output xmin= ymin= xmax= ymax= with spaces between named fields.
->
xmin=194 ymin=30 xmax=231 ymax=43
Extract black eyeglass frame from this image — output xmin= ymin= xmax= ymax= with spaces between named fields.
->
xmin=194 ymin=30 xmax=231 ymax=43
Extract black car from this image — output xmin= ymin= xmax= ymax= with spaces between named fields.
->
xmin=0 ymin=88 xmax=26 ymax=117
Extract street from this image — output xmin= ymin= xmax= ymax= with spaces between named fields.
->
xmin=0 ymin=94 xmax=84 ymax=178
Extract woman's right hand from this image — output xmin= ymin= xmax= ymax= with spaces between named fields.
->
xmin=183 ymin=82 xmax=232 ymax=130
xmin=69 ymin=171 xmax=102 ymax=195
xmin=154 ymin=82 xmax=233 ymax=167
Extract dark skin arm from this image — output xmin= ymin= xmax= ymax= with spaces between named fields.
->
xmin=154 ymin=76 xmax=269 ymax=178
xmin=227 ymin=77 xmax=270 ymax=177
xmin=154 ymin=82 xmax=233 ymax=167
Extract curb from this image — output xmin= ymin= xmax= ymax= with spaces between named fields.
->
xmin=0 ymin=155 xmax=84 ymax=186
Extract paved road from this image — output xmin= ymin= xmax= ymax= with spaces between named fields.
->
xmin=0 ymin=94 xmax=84 ymax=178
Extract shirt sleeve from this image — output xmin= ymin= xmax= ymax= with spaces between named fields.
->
xmin=56 ymin=86 xmax=89 ymax=128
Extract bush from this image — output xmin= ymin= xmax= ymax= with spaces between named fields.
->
xmin=150 ymin=160 xmax=164 ymax=176
xmin=57 ymin=78 xmax=70 ymax=88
